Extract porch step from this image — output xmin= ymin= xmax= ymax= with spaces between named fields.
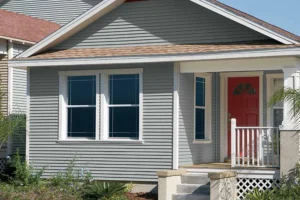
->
xmin=181 ymin=174 xmax=210 ymax=185
xmin=177 ymin=184 xmax=210 ymax=194
xmin=173 ymin=193 xmax=210 ymax=200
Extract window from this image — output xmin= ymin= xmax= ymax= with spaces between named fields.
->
xmin=108 ymin=74 xmax=140 ymax=139
xmin=59 ymin=69 xmax=143 ymax=141
xmin=267 ymin=74 xmax=284 ymax=127
xmin=67 ymin=76 xmax=96 ymax=138
xmin=194 ymin=74 xmax=212 ymax=141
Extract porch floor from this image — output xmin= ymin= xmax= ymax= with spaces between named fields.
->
xmin=180 ymin=162 xmax=279 ymax=170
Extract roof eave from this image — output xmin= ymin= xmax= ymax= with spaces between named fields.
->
xmin=0 ymin=35 xmax=35 ymax=45
xmin=190 ymin=0 xmax=300 ymax=45
xmin=9 ymin=46 xmax=300 ymax=68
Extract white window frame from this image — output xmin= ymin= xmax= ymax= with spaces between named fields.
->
xmin=193 ymin=73 xmax=212 ymax=143
xmin=59 ymin=68 xmax=143 ymax=142
xmin=266 ymin=73 xmax=284 ymax=127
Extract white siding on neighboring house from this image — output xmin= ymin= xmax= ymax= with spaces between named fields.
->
xmin=11 ymin=43 xmax=29 ymax=155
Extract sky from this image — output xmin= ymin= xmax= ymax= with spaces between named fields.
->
xmin=218 ymin=0 xmax=300 ymax=36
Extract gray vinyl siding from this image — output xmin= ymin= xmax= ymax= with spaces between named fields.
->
xmin=0 ymin=0 xmax=101 ymax=25
xmin=29 ymin=63 xmax=173 ymax=182
xmin=55 ymin=0 xmax=271 ymax=49
xmin=179 ymin=73 xmax=218 ymax=166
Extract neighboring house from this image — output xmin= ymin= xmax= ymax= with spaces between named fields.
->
xmin=8 ymin=0 xmax=300 ymax=198
xmin=0 ymin=9 xmax=60 ymax=160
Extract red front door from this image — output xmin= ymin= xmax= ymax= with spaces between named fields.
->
xmin=228 ymin=77 xmax=259 ymax=156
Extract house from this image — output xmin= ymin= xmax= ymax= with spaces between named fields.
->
xmin=0 ymin=8 xmax=60 ymax=162
xmin=8 ymin=0 xmax=300 ymax=199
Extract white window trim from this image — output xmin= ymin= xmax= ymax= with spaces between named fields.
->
xmin=193 ymin=73 xmax=212 ymax=143
xmin=266 ymin=73 xmax=284 ymax=127
xmin=59 ymin=68 xmax=143 ymax=142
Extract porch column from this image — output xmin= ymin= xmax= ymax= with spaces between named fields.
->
xmin=280 ymin=67 xmax=300 ymax=175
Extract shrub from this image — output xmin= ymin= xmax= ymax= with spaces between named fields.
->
xmin=50 ymin=158 xmax=92 ymax=188
xmin=1 ymin=151 xmax=45 ymax=186
xmin=84 ymin=181 xmax=128 ymax=200
xmin=246 ymin=163 xmax=300 ymax=200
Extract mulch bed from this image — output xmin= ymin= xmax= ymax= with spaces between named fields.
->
xmin=125 ymin=193 xmax=158 ymax=200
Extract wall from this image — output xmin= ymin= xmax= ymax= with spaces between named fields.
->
xmin=0 ymin=0 xmax=101 ymax=25
xmin=178 ymin=72 xmax=219 ymax=166
xmin=29 ymin=63 xmax=174 ymax=182
xmin=55 ymin=0 xmax=271 ymax=49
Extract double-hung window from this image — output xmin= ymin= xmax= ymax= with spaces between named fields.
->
xmin=66 ymin=76 xmax=96 ymax=139
xmin=59 ymin=69 xmax=143 ymax=141
xmin=108 ymin=74 xmax=140 ymax=139
xmin=194 ymin=74 xmax=212 ymax=141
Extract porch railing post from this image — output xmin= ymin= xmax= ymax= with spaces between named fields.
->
xmin=231 ymin=118 xmax=236 ymax=167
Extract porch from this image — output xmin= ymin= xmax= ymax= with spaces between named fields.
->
xmin=176 ymin=56 xmax=300 ymax=171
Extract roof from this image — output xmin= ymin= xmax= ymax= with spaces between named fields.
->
xmin=0 ymin=9 xmax=61 ymax=43
xmin=207 ymin=0 xmax=300 ymax=42
xmin=16 ymin=0 xmax=299 ymax=58
xmin=22 ymin=44 xmax=299 ymax=60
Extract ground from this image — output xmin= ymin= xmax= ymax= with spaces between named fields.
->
xmin=126 ymin=193 xmax=158 ymax=200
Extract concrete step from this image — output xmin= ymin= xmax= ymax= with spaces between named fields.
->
xmin=181 ymin=174 xmax=210 ymax=185
xmin=177 ymin=184 xmax=210 ymax=194
xmin=173 ymin=193 xmax=210 ymax=200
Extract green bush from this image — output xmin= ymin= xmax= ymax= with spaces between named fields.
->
xmin=50 ymin=158 xmax=92 ymax=188
xmin=2 ymin=151 xmax=45 ymax=186
xmin=84 ymin=181 xmax=128 ymax=200
xmin=246 ymin=163 xmax=300 ymax=200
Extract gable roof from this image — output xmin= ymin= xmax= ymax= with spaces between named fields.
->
xmin=207 ymin=0 xmax=300 ymax=42
xmin=190 ymin=0 xmax=300 ymax=44
xmin=0 ymin=9 xmax=61 ymax=44
xmin=17 ymin=0 xmax=299 ymax=58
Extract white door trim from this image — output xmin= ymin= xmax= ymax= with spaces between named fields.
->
xmin=219 ymin=71 xmax=263 ymax=162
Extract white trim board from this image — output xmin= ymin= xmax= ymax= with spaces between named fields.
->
xmin=10 ymin=48 xmax=300 ymax=68
xmin=172 ymin=63 xmax=180 ymax=170
xmin=219 ymin=71 xmax=264 ymax=162
xmin=190 ymin=0 xmax=299 ymax=44
xmin=17 ymin=0 xmax=125 ymax=58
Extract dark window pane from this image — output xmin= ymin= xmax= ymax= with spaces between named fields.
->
xmin=109 ymin=74 xmax=139 ymax=105
xmin=109 ymin=107 xmax=139 ymax=138
xmin=196 ymin=77 xmax=205 ymax=107
xmin=273 ymin=108 xmax=283 ymax=128
xmin=195 ymin=108 xmax=205 ymax=140
xmin=68 ymin=76 xmax=96 ymax=105
xmin=68 ymin=107 xmax=96 ymax=138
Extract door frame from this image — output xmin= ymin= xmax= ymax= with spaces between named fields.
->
xmin=219 ymin=71 xmax=264 ymax=162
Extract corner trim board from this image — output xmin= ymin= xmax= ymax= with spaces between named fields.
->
xmin=173 ymin=63 xmax=180 ymax=169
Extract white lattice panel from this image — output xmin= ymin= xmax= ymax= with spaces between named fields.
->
xmin=237 ymin=178 xmax=280 ymax=199
xmin=0 ymin=158 xmax=6 ymax=173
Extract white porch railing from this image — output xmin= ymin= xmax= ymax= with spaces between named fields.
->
xmin=231 ymin=118 xmax=280 ymax=168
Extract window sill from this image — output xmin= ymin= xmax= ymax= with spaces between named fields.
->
xmin=193 ymin=140 xmax=213 ymax=144
xmin=56 ymin=139 xmax=144 ymax=144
